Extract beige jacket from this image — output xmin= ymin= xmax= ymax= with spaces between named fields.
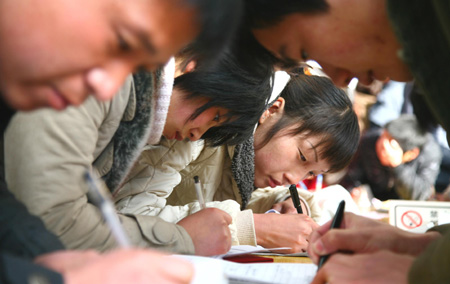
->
xmin=4 ymin=72 xmax=195 ymax=254
xmin=115 ymin=138 xmax=322 ymax=246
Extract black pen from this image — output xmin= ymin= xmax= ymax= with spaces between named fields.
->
xmin=289 ymin=184 xmax=303 ymax=214
xmin=317 ymin=200 xmax=346 ymax=270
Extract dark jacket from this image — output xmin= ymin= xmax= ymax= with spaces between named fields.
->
xmin=0 ymin=102 xmax=64 ymax=284
xmin=387 ymin=1 xmax=450 ymax=283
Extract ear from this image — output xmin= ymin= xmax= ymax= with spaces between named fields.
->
xmin=402 ymin=147 xmax=420 ymax=163
xmin=174 ymin=58 xmax=197 ymax=77
xmin=259 ymin=97 xmax=285 ymax=124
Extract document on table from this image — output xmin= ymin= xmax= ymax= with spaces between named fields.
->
xmin=214 ymin=245 xmax=308 ymax=258
xmin=213 ymin=245 xmax=292 ymax=259
xmin=175 ymin=254 xmax=317 ymax=284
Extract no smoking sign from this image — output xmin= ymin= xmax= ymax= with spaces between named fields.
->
xmin=389 ymin=200 xmax=450 ymax=232
xmin=401 ymin=210 xmax=422 ymax=229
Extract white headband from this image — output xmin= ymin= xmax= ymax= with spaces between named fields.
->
xmin=267 ymin=71 xmax=291 ymax=107
xmin=253 ymin=71 xmax=291 ymax=134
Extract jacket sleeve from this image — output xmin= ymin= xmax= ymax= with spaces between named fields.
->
xmin=0 ymin=253 xmax=63 ymax=284
xmin=408 ymin=224 xmax=450 ymax=283
xmin=4 ymin=85 xmax=194 ymax=254
xmin=115 ymin=139 xmax=253 ymax=246
xmin=0 ymin=182 xmax=65 ymax=284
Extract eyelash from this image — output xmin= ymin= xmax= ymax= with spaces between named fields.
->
xmin=117 ymin=32 xmax=132 ymax=52
xmin=299 ymin=149 xmax=306 ymax=162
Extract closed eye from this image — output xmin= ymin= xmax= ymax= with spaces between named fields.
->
xmin=299 ymin=149 xmax=306 ymax=161
xmin=116 ymin=31 xmax=132 ymax=52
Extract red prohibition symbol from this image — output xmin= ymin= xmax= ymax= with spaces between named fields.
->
xmin=401 ymin=210 xmax=423 ymax=229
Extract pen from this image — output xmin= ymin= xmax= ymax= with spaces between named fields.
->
xmin=85 ymin=169 xmax=131 ymax=248
xmin=317 ymin=200 xmax=346 ymax=270
xmin=193 ymin=175 xmax=206 ymax=210
xmin=289 ymin=184 xmax=303 ymax=214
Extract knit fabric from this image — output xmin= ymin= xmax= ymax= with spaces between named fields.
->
xmin=148 ymin=57 xmax=175 ymax=145
xmin=231 ymin=135 xmax=256 ymax=209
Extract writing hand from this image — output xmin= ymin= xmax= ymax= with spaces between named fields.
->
xmin=272 ymin=197 xmax=306 ymax=214
xmin=177 ymin=208 xmax=232 ymax=256
xmin=307 ymin=212 xmax=441 ymax=263
xmin=254 ymin=213 xmax=318 ymax=253
xmin=311 ymin=250 xmax=413 ymax=284
xmin=37 ymin=249 xmax=194 ymax=284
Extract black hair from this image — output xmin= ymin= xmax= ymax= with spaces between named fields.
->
xmin=174 ymin=52 xmax=273 ymax=146
xmin=385 ymin=114 xmax=428 ymax=151
xmin=256 ymin=74 xmax=360 ymax=173
xmin=182 ymin=0 xmax=243 ymax=66
xmin=243 ymin=0 xmax=329 ymax=29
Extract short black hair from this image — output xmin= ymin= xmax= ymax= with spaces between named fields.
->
xmin=174 ymin=52 xmax=273 ymax=146
xmin=243 ymin=0 xmax=329 ymax=29
xmin=256 ymin=74 xmax=360 ymax=173
xmin=385 ymin=114 xmax=428 ymax=151
xmin=182 ymin=0 xmax=243 ymax=66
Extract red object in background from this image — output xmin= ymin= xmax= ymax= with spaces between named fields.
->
xmin=297 ymin=174 xmax=327 ymax=191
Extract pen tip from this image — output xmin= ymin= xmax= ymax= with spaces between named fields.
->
xmin=194 ymin=176 xmax=199 ymax=183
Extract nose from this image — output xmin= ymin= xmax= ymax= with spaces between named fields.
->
xmin=318 ymin=62 xmax=355 ymax=88
xmin=188 ymin=127 xmax=206 ymax=142
xmin=86 ymin=60 xmax=134 ymax=101
xmin=188 ymin=121 xmax=216 ymax=142
xmin=284 ymin=170 xmax=308 ymax=186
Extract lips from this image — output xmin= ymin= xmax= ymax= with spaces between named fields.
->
xmin=268 ymin=177 xmax=281 ymax=188
xmin=47 ymin=86 xmax=70 ymax=110
xmin=175 ymin=131 xmax=184 ymax=141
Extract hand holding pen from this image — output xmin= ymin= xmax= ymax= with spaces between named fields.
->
xmin=289 ymin=184 xmax=303 ymax=214
xmin=193 ymin=176 xmax=206 ymax=210
xmin=317 ymin=200 xmax=346 ymax=270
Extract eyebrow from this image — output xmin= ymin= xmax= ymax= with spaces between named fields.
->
xmin=135 ymin=29 xmax=157 ymax=55
xmin=306 ymin=140 xmax=318 ymax=162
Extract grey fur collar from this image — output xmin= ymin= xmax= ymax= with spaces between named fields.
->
xmin=104 ymin=70 xmax=162 ymax=192
xmin=231 ymin=136 xmax=256 ymax=210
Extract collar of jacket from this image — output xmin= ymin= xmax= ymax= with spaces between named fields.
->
xmin=231 ymin=135 xmax=256 ymax=210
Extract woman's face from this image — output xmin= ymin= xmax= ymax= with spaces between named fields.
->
xmin=253 ymin=119 xmax=331 ymax=189
xmin=163 ymin=88 xmax=229 ymax=141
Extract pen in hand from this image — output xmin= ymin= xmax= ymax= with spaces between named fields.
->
xmin=317 ymin=200 xmax=346 ymax=270
xmin=85 ymin=169 xmax=131 ymax=248
xmin=193 ymin=176 xmax=206 ymax=210
xmin=289 ymin=184 xmax=303 ymax=214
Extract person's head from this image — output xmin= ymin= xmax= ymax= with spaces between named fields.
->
xmin=0 ymin=0 xmax=242 ymax=111
xmin=253 ymin=74 xmax=359 ymax=188
xmin=245 ymin=0 xmax=413 ymax=87
xmin=163 ymin=53 xmax=273 ymax=145
xmin=376 ymin=114 xmax=427 ymax=168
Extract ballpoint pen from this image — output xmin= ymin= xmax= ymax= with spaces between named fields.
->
xmin=317 ymin=200 xmax=346 ymax=270
xmin=289 ymin=184 xmax=303 ymax=214
xmin=193 ymin=175 xmax=206 ymax=210
xmin=85 ymin=169 xmax=131 ymax=248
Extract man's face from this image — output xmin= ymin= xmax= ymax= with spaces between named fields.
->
xmin=252 ymin=0 xmax=413 ymax=87
xmin=0 ymin=0 xmax=199 ymax=110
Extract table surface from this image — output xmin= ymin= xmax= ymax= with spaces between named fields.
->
xmin=258 ymin=255 xmax=313 ymax=263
